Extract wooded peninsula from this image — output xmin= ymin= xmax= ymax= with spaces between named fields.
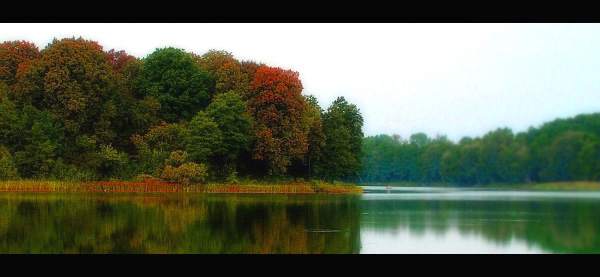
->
xmin=0 ymin=38 xmax=363 ymax=193
xmin=1 ymin=37 xmax=599 ymax=193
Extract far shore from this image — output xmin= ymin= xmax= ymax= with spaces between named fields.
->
xmin=360 ymin=181 xmax=600 ymax=190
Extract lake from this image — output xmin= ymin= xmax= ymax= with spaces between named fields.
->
xmin=1 ymin=186 xmax=599 ymax=254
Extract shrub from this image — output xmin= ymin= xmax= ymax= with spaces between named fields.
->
xmin=135 ymin=174 xmax=158 ymax=182
xmin=161 ymin=162 xmax=208 ymax=185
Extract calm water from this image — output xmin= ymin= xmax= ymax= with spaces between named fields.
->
xmin=1 ymin=186 xmax=600 ymax=254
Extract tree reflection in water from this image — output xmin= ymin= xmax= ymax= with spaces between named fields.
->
xmin=0 ymin=193 xmax=361 ymax=254
xmin=1 ymin=192 xmax=599 ymax=253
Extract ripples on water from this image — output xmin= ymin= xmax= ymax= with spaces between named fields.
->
xmin=0 ymin=186 xmax=599 ymax=253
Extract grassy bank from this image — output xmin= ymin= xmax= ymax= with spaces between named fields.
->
xmin=485 ymin=181 xmax=600 ymax=190
xmin=360 ymin=181 xmax=600 ymax=190
xmin=0 ymin=180 xmax=363 ymax=194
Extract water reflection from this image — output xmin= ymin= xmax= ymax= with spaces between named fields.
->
xmin=0 ymin=193 xmax=361 ymax=254
xmin=0 ymin=188 xmax=599 ymax=253
xmin=361 ymin=186 xmax=600 ymax=254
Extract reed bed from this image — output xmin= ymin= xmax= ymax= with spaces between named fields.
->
xmin=201 ymin=183 xmax=315 ymax=194
xmin=0 ymin=180 xmax=184 ymax=193
xmin=0 ymin=180 xmax=363 ymax=194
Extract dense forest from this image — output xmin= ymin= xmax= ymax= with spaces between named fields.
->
xmin=361 ymin=113 xmax=600 ymax=185
xmin=0 ymin=38 xmax=364 ymax=184
xmin=3 ymin=37 xmax=598 ymax=187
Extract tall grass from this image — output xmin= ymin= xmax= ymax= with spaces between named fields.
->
xmin=0 ymin=180 xmax=364 ymax=194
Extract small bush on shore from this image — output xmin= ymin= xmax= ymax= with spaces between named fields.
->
xmin=159 ymin=151 xmax=208 ymax=185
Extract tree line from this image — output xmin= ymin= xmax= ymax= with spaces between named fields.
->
xmin=361 ymin=113 xmax=600 ymax=185
xmin=0 ymin=38 xmax=364 ymax=183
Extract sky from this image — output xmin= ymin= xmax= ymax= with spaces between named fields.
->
xmin=1 ymin=23 xmax=600 ymax=142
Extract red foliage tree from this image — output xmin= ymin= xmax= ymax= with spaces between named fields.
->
xmin=106 ymin=49 xmax=137 ymax=72
xmin=247 ymin=66 xmax=309 ymax=175
xmin=0 ymin=41 xmax=40 ymax=86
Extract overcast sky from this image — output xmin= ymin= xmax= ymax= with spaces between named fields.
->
xmin=2 ymin=23 xmax=599 ymax=141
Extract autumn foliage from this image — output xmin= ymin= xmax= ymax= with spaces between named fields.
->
xmin=247 ymin=66 xmax=309 ymax=175
xmin=14 ymin=38 xmax=116 ymax=143
xmin=0 ymin=41 xmax=40 ymax=86
xmin=0 ymin=37 xmax=364 ymax=185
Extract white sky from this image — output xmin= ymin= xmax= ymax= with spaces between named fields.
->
xmin=2 ymin=23 xmax=600 ymax=141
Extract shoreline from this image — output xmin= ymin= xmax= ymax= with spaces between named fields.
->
xmin=359 ymin=181 xmax=600 ymax=190
xmin=0 ymin=180 xmax=364 ymax=194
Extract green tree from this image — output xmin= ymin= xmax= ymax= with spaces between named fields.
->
xmin=107 ymin=54 xmax=160 ymax=153
xmin=418 ymin=135 xmax=453 ymax=182
xmin=97 ymin=144 xmax=130 ymax=180
xmin=0 ymin=146 xmax=19 ymax=180
xmin=213 ymin=61 xmax=249 ymax=96
xmin=410 ymin=133 xmax=431 ymax=147
xmin=540 ymin=131 xmax=589 ymax=182
xmin=304 ymin=95 xmax=326 ymax=178
xmin=135 ymin=47 xmax=212 ymax=122
xmin=321 ymin=96 xmax=364 ymax=181
xmin=0 ymin=95 xmax=20 ymax=150
xmin=185 ymin=111 xmax=222 ymax=165
xmin=14 ymin=38 xmax=118 ymax=151
xmin=12 ymin=107 xmax=66 ymax=178
xmin=572 ymin=133 xmax=600 ymax=180
xmin=132 ymin=122 xmax=187 ymax=176
xmin=205 ymin=92 xmax=252 ymax=176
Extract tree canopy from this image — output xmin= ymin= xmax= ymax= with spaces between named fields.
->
xmin=0 ymin=37 xmax=363 ymax=184
xmin=135 ymin=47 xmax=212 ymax=122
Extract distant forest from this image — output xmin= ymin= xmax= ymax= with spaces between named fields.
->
xmin=0 ymin=38 xmax=364 ymax=183
xmin=361 ymin=113 xmax=600 ymax=185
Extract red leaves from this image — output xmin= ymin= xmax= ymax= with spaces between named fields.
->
xmin=247 ymin=66 xmax=309 ymax=175
xmin=0 ymin=40 xmax=40 ymax=85
xmin=106 ymin=49 xmax=136 ymax=72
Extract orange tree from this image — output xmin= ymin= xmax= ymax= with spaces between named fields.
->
xmin=247 ymin=66 xmax=309 ymax=176
xmin=0 ymin=41 xmax=40 ymax=87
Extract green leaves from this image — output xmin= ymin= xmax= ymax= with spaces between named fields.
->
xmin=0 ymin=39 xmax=368 ymax=183
xmin=14 ymin=38 xmax=117 ymax=150
xmin=185 ymin=111 xmax=222 ymax=163
xmin=363 ymin=114 xmax=600 ymax=186
xmin=135 ymin=47 xmax=212 ymax=122
xmin=0 ymin=146 xmax=19 ymax=180
xmin=321 ymin=96 xmax=364 ymax=181
xmin=206 ymin=92 xmax=252 ymax=158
